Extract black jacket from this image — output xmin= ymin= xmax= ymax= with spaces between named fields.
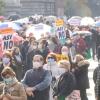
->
xmin=53 ymin=72 xmax=76 ymax=97
xmin=74 ymin=60 xmax=90 ymax=90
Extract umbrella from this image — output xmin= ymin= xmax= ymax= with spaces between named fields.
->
xmin=13 ymin=34 xmax=23 ymax=43
xmin=95 ymin=21 xmax=100 ymax=27
xmin=0 ymin=22 xmax=22 ymax=30
xmin=26 ymin=23 xmax=52 ymax=40
xmin=13 ymin=17 xmax=29 ymax=24
xmin=80 ymin=17 xmax=95 ymax=26
xmin=68 ymin=16 xmax=82 ymax=26
xmin=73 ymin=31 xmax=92 ymax=36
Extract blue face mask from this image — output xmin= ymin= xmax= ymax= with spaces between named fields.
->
xmin=47 ymin=58 xmax=55 ymax=63
xmin=47 ymin=58 xmax=56 ymax=66
xmin=3 ymin=77 xmax=13 ymax=85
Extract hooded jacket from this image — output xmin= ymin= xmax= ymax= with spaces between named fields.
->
xmin=74 ymin=60 xmax=90 ymax=90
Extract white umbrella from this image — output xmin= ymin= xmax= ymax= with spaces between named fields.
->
xmin=26 ymin=23 xmax=52 ymax=40
xmin=80 ymin=17 xmax=95 ymax=26
xmin=73 ymin=31 xmax=92 ymax=36
xmin=13 ymin=17 xmax=29 ymax=24
xmin=68 ymin=16 xmax=82 ymax=26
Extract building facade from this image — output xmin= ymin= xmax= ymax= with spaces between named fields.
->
xmin=4 ymin=0 xmax=57 ymax=17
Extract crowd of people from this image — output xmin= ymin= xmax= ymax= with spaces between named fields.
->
xmin=0 ymin=15 xmax=100 ymax=100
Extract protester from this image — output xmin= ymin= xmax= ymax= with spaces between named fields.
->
xmin=93 ymin=62 xmax=100 ymax=100
xmin=53 ymin=60 xmax=76 ymax=100
xmin=0 ymin=51 xmax=14 ymax=82
xmin=21 ymin=54 xmax=52 ymax=100
xmin=26 ymin=41 xmax=41 ymax=68
xmin=38 ymin=39 xmax=50 ymax=62
xmin=12 ymin=47 xmax=23 ymax=81
xmin=75 ymin=34 xmax=87 ymax=56
xmin=72 ymin=54 xmax=90 ymax=100
xmin=0 ymin=67 xmax=27 ymax=100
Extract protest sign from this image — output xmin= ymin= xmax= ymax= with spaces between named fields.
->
xmin=55 ymin=19 xmax=66 ymax=45
xmin=0 ymin=28 xmax=15 ymax=51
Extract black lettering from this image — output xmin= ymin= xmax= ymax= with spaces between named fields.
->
xmin=3 ymin=35 xmax=12 ymax=40
xmin=3 ymin=41 xmax=9 ymax=50
xmin=3 ymin=41 xmax=13 ymax=50
xmin=9 ymin=41 xmax=13 ymax=49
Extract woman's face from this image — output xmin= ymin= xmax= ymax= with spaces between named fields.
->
xmin=33 ymin=56 xmax=43 ymax=69
xmin=2 ymin=55 xmax=11 ymax=66
xmin=3 ymin=74 xmax=14 ymax=85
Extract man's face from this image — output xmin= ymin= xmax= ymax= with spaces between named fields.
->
xmin=33 ymin=56 xmax=43 ymax=69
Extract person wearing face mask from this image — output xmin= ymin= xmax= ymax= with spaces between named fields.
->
xmin=72 ymin=54 xmax=90 ymax=100
xmin=0 ymin=67 xmax=27 ymax=100
xmin=38 ymin=39 xmax=50 ymax=63
xmin=26 ymin=41 xmax=42 ymax=71
xmin=53 ymin=60 xmax=76 ymax=100
xmin=12 ymin=47 xmax=23 ymax=81
xmin=21 ymin=55 xmax=52 ymax=100
xmin=0 ymin=51 xmax=14 ymax=82
xmin=56 ymin=46 xmax=69 ymax=62
xmin=44 ymin=53 xmax=67 ymax=100
xmin=44 ymin=53 xmax=66 ymax=79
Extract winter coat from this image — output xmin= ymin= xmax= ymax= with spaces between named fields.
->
xmin=74 ymin=60 xmax=90 ymax=90
xmin=53 ymin=72 xmax=76 ymax=97
xmin=75 ymin=37 xmax=87 ymax=55
xmin=93 ymin=65 xmax=100 ymax=98
xmin=0 ymin=81 xmax=27 ymax=100
xmin=22 ymin=68 xmax=52 ymax=100
xmin=12 ymin=54 xmax=23 ymax=81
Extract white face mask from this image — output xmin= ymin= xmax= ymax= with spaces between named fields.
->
xmin=33 ymin=62 xmax=42 ymax=69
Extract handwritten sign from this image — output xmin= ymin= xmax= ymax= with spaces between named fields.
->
xmin=56 ymin=19 xmax=64 ymax=26
xmin=2 ymin=34 xmax=13 ymax=50
xmin=0 ymin=28 xmax=15 ymax=50
xmin=55 ymin=19 xmax=66 ymax=45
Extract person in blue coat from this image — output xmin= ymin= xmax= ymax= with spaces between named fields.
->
xmin=21 ymin=54 xmax=52 ymax=100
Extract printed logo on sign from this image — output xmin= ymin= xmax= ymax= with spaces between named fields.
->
xmin=3 ymin=34 xmax=13 ymax=50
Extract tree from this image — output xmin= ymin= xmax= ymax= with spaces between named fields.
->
xmin=64 ymin=0 xmax=92 ymax=17
xmin=0 ymin=0 xmax=5 ymax=15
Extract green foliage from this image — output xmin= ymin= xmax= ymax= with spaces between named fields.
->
xmin=64 ymin=0 xmax=92 ymax=17
xmin=0 ymin=0 xmax=5 ymax=15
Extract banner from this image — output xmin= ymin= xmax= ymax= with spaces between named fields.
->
xmin=2 ymin=34 xmax=13 ymax=50
xmin=0 ymin=28 xmax=15 ymax=51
